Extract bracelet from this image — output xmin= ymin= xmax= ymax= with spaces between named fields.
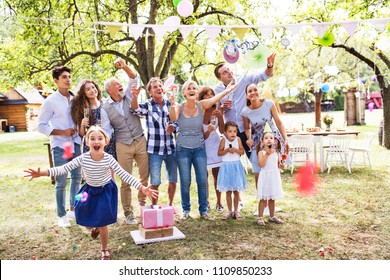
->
xmin=267 ymin=64 xmax=274 ymax=68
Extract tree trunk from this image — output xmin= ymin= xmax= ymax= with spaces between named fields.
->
xmin=383 ymin=87 xmax=390 ymax=149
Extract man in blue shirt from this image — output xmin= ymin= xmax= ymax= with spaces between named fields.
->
xmin=131 ymin=77 xmax=178 ymax=206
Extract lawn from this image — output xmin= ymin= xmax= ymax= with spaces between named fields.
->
xmin=0 ymin=110 xmax=389 ymax=260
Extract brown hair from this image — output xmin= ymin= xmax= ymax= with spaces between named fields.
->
xmin=52 ymin=65 xmax=71 ymax=79
xmin=224 ymin=121 xmax=239 ymax=132
xmin=214 ymin=63 xmax=224 ymax=79
xmin=71 ymin=79 xmax=102 ymax=129
xmin=198 ymin=86 xmax=215 ymax=101
xmin=255 ymin=132 xmax=282 ymax=154
xmin=146 ymin=77 xmax=162 ymax=93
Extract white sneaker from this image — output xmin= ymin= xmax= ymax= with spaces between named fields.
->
xmin=58 ymin=216 xmax=71 ymax=228
xmin=125 ymin=214 xmax=138 ymax=225
xmin=66 ymin=211 xmax=75 ymax=220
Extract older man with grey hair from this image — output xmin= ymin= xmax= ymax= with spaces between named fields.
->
xmin=103 ymin=58 xmax=149 ymax=225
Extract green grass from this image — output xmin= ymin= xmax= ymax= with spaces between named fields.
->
xmin=0 ymin=119 xmax=389 ymax=260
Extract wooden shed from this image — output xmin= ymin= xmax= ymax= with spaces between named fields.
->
xmin=0 ymin=88 xmax=44 ymax=132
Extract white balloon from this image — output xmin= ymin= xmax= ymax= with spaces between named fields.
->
xmin=376 ymin=36 xmax=390 ymax=51
xmin=281 ymin=87 xmax=289 ymax=97
xmin=278 ymin=76 xmax=286 ymax=86
xmin=290 ymin=87 xmax=299 ymax=96
xmin=298 ymin=80 xmax=305 ymax=88
xmin=177 ymin=0 xmax=194 ymax=17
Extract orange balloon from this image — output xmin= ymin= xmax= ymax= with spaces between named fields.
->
xmin=263 ymin=90 xmax=272 ymax=99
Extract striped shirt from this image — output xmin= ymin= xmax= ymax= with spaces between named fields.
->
xmin=134 ymin=98 xmax=176 ymax=155
xmin=48 ymin=152 xmax=142 ymax=189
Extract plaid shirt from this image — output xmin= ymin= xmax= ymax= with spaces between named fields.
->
xmin=134 ymin=98 xmax=176 ymax=155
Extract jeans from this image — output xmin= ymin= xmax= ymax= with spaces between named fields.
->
xmin=52 ymin=143 xmax=82 ymax=217
xmin=149 ymin=153 xmax=178 ymax=186
xmin=176 ymin=144 xmax=208 ymax=215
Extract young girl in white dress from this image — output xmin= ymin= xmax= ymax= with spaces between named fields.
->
xmin=217 ymin=121 xmax=247 ymax=220
xmin=24 ymin=126 xmax=158 ymax=260
xmin=256 ymin=132 xmax=284 ymax=226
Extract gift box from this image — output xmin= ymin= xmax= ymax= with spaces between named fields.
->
xmin=140 ymin=205 xmax=175 ymax=229
xmin=138 ymin=224 xmax=174 ymax=239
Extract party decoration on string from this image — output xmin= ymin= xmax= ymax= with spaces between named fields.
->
xmin=317 ymin=31 xmax=335 ymax=46
xmin=360 ymin=78 xmax=366 ymax=84
xmin=107 ymin=25 xmax=123 ymax=38
xmin=75 ymin=192 xmax=89 ymax=202
xmin=237 ymin=40 xmax=259 ymax=54
xmin=163 ymin=76 xmax=175 ymax=91
xmin=321 ymin=83 xmax=330 ymax=93
xmin=163 ymin=16 xmax=180 ymax=33
xmin=232 ymin=28 xmax=249 ymax=40
xmin=368 ymin=102 xmax=375 ymax=112
xmin=177 ymin=0 xmax=194 ymax=17
xmin=245 ymin=44 xmax=270 ymax=68
xmin=294 ymin=162 xmax=319 ymax=196
xmin=173 ymin=0 xmax=182 ymax=7
xmin=280 ymin=38 xmax=290 ymax=47
xmin=62 ymin=142 xmax=74 ymax=160
xmin=223 ymin=39 xmax=240 ymax=64
xmin=371 ymin=75 xmax=377 ymax=82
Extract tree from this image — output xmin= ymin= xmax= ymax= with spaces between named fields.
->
xmin=0 ymin=0 xmax=257 ymax=91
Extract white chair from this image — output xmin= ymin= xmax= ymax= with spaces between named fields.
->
xmin=324 ymin=135 xmax=352 ymax=173
xmin=288 ymin=134 xmax=314 ymax=174
xmin=349 ymin=132 xmax=374 ymax=171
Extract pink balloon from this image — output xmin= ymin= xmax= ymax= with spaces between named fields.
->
xmin=368 ymin=102 xmax=375 ymax=112
xmin=177 ymin=0 xmax=193 ymax=17
xmin=163 ymin=76 xmax=175 ymax=90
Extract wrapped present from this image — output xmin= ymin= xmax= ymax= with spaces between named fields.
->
xmin=138 ymin=224 xmax=174 ymax=239
xmin=140 ymin=204 xmax=175 ymax=229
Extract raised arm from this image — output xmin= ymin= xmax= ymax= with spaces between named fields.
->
xmin=200 ymin=81 xmax=238 ymax=110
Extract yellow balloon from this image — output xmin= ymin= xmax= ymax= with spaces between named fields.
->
xmin=263 ymin=90 xmax=272 ymax=99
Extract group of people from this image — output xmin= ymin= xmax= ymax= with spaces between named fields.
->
xmin=24 ymin=53 xmax=290 ymax=260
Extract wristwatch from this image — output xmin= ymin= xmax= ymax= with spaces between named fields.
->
xmin=267 ymin=63 xmax=274 ymax=68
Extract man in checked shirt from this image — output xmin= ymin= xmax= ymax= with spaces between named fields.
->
xmin=131 ymin=77 xmax=178 ymax=206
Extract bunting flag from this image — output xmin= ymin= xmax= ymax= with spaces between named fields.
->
xmin=373 ymin=19 xmax=388 ymax=31
xmin=260 ymin=26 xmax=274 ymax=39
xmin=205 ymin=26 xmax=221 ymax=40
xmin=130 ymin=25 xmax=144 ymax=40
xmin=342 ymin=21 xmax=358 ymax=36
xmin=107 ymin=25 xmax=122 ymax=38
xmin=152 ymin=26 xmax=170 ymax=39
xmin=232 ymin=27 xmax=248 ymax=40
xmin=179 ymin=26 xmax=193 ymax=39
xmin=313 ymin=23 xmax=330 ymax=38
xmin=286 ymin=25 xmax=302 ymax=35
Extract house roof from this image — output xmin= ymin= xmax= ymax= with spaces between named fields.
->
xmin=0 ymin=92 xmax=7 ymax=100
xmin=0 ymin=88 xmax=44 ymax=106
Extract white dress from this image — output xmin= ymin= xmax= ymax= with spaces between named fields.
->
xmin=257 ymin=151 xmax=284 ymax=200
xmin=203 ymin=118 xmax=222 ymax=168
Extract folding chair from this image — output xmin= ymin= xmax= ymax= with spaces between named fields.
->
xmin=288 ymin=134 xmax=314 ymax=174
xmin=324 ymin=135 xmax=351 ymax=173
xmin=349 ymin=132 xmax=374 ymax=171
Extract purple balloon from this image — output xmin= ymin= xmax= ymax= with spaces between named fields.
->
xmin=371 ymin=76 xmax=377 ymax=82
xmin=368 ymin=102 xmax=375 ymax=112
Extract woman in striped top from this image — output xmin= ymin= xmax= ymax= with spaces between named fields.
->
xmin=24 ymin=126 xmax=158 ymax=260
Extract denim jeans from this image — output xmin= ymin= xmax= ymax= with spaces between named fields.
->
xmin=149 ymin=153 xmax=178 ymax=186
xmin=52 ymin=143 xmax=82 ymax=217
xmin=176 ymin=144 xmax=208 ymax=215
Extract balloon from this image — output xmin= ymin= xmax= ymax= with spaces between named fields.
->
xmin=245 ymin=45 xmax=270 ymax=68
xmin=368 ymin=102 xmax=375 ymax=112
xmin=321 ymin=83 xmax=330 ymax=93
xmin=371 ymin=75 xmax=377 ymax=82
xmin=173 ymin=0 xmax=182 ymax=7
xmin=360 ymin=78 xmax=366 ymax=84
xmin=263 ymin=89 xmax=272 ymax=99
xmin=177 ymin=0 xmax=193 ymax=17
xmin=280 ymin=38 xmax=290 ymax=47
xmin=278 ymin=76 xmax=286 ymax=86
xmin=163 ymin=76 xmax=175 ymax=90
xmin=317 ymin=31 xmax=335 ymax=46
xmin=290 ymin=87 xmax=299 ymax=97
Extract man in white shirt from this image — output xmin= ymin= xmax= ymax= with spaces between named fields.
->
xmin=37 ymin=66 xmax=82 ymax=228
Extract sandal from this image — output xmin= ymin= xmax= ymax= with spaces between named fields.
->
xmin=222 ymin=211 xmax=233 ymax=220
xmin=91 ymin=228 xmax=100 ymax=239
xmin=101 ymin=249 xmax=110 ymax=260
xmin=257 ymin=217 xmax=265 ymax=226
xmin=269 ymin=216 xmax=284 ymax=224
xmin=234 ymin=211 xmax=243 ymax=219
